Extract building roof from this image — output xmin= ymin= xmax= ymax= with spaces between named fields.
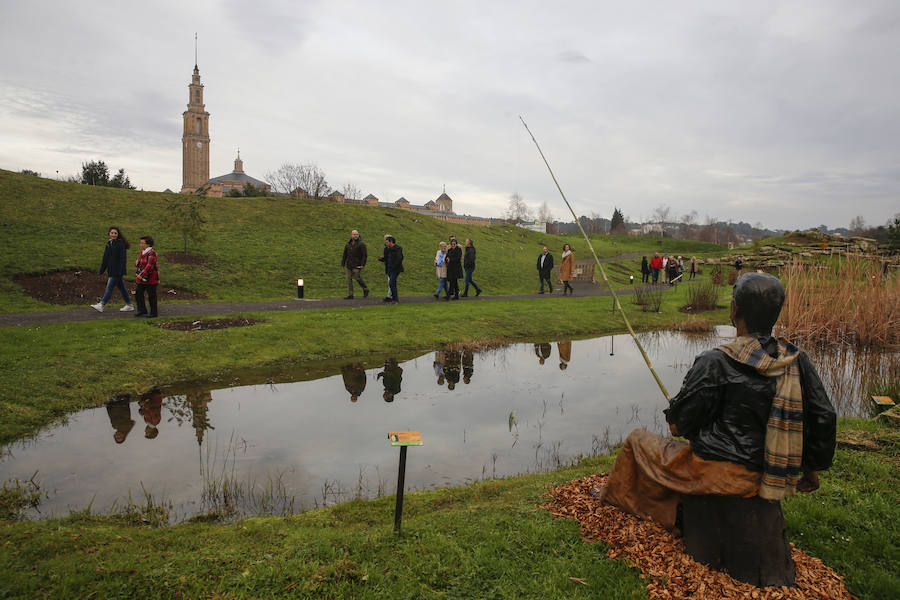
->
xmin=364 ymin=194 xmax=378 ymax=200
xmin=436 ymin=192 xmax=452 ymax=202
xmin=206 ymin=171 xmax=269 ymax=188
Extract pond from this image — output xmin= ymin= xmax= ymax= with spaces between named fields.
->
xmin=1 ymin=327 xmax=894 ymax=522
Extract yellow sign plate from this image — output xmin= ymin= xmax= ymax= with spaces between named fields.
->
xmin=388 ymin=431 xmax=423 ymax=446
xmin=872 ymin=396 xmax=895 ymax=406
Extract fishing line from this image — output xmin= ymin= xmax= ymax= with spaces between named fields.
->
xmin=519 ymin=115 xmax=671 ymax=402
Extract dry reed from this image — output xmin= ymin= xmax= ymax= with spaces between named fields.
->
xmin=776 ymin=257 xmax=899 ymax=349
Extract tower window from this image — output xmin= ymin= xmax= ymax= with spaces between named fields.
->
xmin=196 ymin=118 xmax=201 ymax=135
xmin=195 ymin=90 xmax=201 ymax=103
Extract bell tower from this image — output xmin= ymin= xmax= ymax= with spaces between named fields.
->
xmin=181 ymin=40 xmax=210 ymax=193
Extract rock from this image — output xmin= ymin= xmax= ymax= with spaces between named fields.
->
xmin=875 ymin=405 xmax=900 ymax=428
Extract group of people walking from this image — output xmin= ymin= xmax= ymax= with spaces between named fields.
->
xmin=91 ymin=227 xmax=160 ymax=317
xmin=641 ymin=253 xmax=696 ymax=284
xmin=433 ymin=236 xmax=482 ymax=300
xmin=537 ymin=244 xmax=576 ymax=295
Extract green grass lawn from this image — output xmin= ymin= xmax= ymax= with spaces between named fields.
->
xmin=1 ymin=424 xmax=896 ymax=600
xmin=0 ymin=169 xmax=724 ymax=312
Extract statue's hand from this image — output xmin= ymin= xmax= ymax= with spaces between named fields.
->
xmin=797 ymin=470 xmax=820 ymax=493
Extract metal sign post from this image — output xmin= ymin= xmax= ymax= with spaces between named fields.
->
xmin=388 ymin=431 xmax=422 ymax=534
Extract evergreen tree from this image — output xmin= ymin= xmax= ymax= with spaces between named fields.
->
xmin=610 ymin=207 xmax=625 ymax=232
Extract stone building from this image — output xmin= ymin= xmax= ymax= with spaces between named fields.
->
xmin=202 ymin=152 xmax=271 ymax=197
xmin=181 ymin=64 xmax=210 ymax=193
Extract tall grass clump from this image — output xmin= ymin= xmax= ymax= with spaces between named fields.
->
xmin=684 ymin=280 xmax=720 ymax=312
xmin=776 ymin=258 xmax=899 ymax=349
xmin=632 ymin=285 xmax=662 ymax=312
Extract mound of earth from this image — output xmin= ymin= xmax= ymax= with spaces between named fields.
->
xmin=156 ymin=318 xmax=261 ymax=331
xmin=14 ymin=270 xmax=207 ymax=305
xmin=163 ymin=252 xmax=209 ymax=265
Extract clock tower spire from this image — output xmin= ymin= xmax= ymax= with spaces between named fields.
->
xmin=181 ymin=40 xmax=210 ymax=193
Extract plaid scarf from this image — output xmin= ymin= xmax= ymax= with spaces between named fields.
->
xmin=718 ymin=335 xmax=803 ymax=500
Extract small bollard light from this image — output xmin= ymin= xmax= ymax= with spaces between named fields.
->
xmin=297 ymin=278 xmax=304 ymax=299
xmin=629 ymin=275 xmax=634 ymax=285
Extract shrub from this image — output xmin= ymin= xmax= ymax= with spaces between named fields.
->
xmin=632 ymin=285 xmax=662 ymax=312
xmin=684 ymin=281 xmax=720 ymax=312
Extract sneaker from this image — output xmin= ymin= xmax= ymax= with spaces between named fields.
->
xmin=363 ymin=289 xmax=369 ymax=298
xmin=344 ymin=295 xmax=354 ymax=300
xmin=91 ymin=303 xmax=104 ymax=312
xmin=120 ymin=304 xmax=135 ymax=312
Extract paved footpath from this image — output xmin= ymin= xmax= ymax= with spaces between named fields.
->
xmin=0 ymin=279 xmax=676 ymax=328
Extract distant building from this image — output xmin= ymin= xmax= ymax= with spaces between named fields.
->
xmin=517 ymin=220 xmax=546 ymax=233
xmin=202 ymin=152 xmax=271 ymax=197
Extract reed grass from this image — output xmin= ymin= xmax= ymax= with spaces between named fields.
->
xmin=684 ymin=280 xmax=719 ymax=312
xmin=777 ymin=257 xmax=899 ymax=349
xmin=631 ymin=285 xmax=663 ymax=312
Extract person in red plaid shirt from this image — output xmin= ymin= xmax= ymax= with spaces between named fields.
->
xmin=134 ymin=235 xmax=159 ymax=318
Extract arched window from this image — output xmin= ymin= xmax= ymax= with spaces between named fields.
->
xmin=196 ymin=118 xmax=201 ymax=135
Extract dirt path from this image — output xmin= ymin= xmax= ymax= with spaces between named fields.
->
xmin=0 ymin=280 xmax=673 ymax=328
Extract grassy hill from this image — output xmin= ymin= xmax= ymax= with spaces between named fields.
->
xmin=0 ymin=169 xmax=724 ymax=312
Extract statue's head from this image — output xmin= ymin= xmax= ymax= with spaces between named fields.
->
xmin=731 ymin=272 xmax=785 ymax=336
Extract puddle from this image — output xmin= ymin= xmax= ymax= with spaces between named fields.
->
xmin=1 ymin=327 xmax=894 ymax=522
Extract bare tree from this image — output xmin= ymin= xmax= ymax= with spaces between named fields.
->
xmin=341 ymin=183 xmax=362 ymax=201
xmin=537 ymin=201 xmax=553 ymax=224
xmin=652 ymin=204 xmax=672 ymax=224
xmin=849 ymin=215 xmax=866 ymax=235
xmin=506 ymin=193 xmax=532 ymax=222
xmin=266 ymin=163 xmax=331 ymax=198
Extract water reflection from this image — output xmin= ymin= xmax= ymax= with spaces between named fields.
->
xmin=2 ymin=327 xmax=895 ymax=521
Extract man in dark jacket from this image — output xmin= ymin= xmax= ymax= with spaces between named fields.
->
xmin=377 ymin=235 xmax=403 ymax=303
xmin=340 ymin=229 xmax=369 ymax=299
xmin=462 ymin=238 xmax=482 ymax=297
xmin=537 ymin=246 xmax=554 ymax=294
xmin=341 ymin=363 xmax=367 ymax=402
xmin=596 ymin=272 xmax=836 ymax=531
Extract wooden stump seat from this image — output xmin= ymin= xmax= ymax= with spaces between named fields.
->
xmin=681 ymin=494 xmax=796 ymax=588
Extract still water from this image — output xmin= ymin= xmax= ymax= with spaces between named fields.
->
xmin=1 ymin=327 xmax=893 ymax=521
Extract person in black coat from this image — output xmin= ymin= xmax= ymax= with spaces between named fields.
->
xmin=340 ymin=229 xmax=369 ymax=299
xmin=462 ymin=238 xmax=482 ymax=297
xmin=536 ymin=246 xmax=554 ymax=294
xmin=91 ymin=226 xmax=135 ymax=313
xmin=377 ymin=235 xmax=404 ymax=303
xmin=640 ymin=256 xmax=650 ymax=283
xmin=445 ymin=238 xmax=463 ymax=299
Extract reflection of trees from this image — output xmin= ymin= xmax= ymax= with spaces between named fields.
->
xmin=161 ymin=392 xmax=214 ymax=444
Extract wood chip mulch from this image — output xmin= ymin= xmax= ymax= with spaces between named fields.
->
xmin=544 ymin=474 xmax=856 ymax=600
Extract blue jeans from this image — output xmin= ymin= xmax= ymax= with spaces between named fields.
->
xmin=100 ymin=276 xmax=131 ymax=305
xmin=539 ymin=273 xmax=552 ymax=293
xmin=463 ymin=267 xmax=480 ymax=294
xmin=387 ymin=272 xmax=399 ymax=301
xmin=434 ymin=277 xmax=448 ymax=296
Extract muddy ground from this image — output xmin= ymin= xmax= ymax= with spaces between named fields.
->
xmin=13 ymin=270 xmax=207 ymax=305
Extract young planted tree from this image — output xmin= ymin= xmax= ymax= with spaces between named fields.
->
xmin=164 ymin=193 xmax=207 ymax=254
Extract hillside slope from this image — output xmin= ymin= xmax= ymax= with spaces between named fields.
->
xmin=0 ymin=170 xmax=723 ymax=311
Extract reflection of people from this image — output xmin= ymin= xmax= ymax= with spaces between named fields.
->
xmin=462 ymin=238 xmax=482 ymax=297
xmin=92 ymin=226 xmax=135 ymax=313
xmin=377 ymin=235 xmax=403 ymax=303
xmin=557 ymin=341 xmax=572 ymax=370
xmin=341 ymin=363 xmax=367 ymax=402
xmin=444 ymin=349 xmax=461 ymax=390
xmin=340 ymin=229 xmax=369 ymax=300
xmin=106 ymin=397 xmax=135 ymax=444
xmin=534 ymin=342 xmax=551 ymax=365
xmin=596 ymin=273 xmax=837 ymax=531
xmin=377 ymin=358 xmax=403 ymax=402
xmin=462 ymin=347 xmax=474 ymax=384
xmin=138 ymin=389 xmax=163 ymax=439
xmin=433 ymin=350 xmax=446 ymax=386
xmin=445 ymin=238 xmax=463 ymax=300
xmin=560 ymin=244 xmax=574 ymax=295
xmin=537 ymin=246 xmax=554 ymax=294
xmin=134 ymin=235 xmax=159 ymax=318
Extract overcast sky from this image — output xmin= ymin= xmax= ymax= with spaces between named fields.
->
xmin=2 ymin=1 xmax=898 ymax=230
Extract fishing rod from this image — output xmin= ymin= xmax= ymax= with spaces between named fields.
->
xmin=519 ymin=115 xmax=671 ymax=402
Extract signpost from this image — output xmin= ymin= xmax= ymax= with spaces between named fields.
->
xmin=388 ymin=431 xmax=422 ymax=534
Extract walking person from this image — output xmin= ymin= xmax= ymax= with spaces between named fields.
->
xmin=91 ymin=226 xmax=135 ymax=313
xmin=445 ymin=238 xmax=463 ymax=300
xmin=649 ymin=252 xmax=663 ymax=284
xmin=461 ymin=238 xmax=482 ymax=297
xmin=377 ymin=235 xmax=403 ymax=303
xmin=560 ymin=243 xmax=575 ymax=295
xmin=434 ymin=241 xmax=449 ymax=300
xmin=690 ymin=256 xmax=697 ymax=280
xmin=537 ymin=246 xmax=554 ymax=294
xmin=662 ymin=255 xmax=669 ymax=284
xmin=133 ymin=235 xmax=159 ymax=318
xmin=640 ymin=256 xmax=650 ymax=284
xmin=340 ymin=229 xmax=369 ymax=299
